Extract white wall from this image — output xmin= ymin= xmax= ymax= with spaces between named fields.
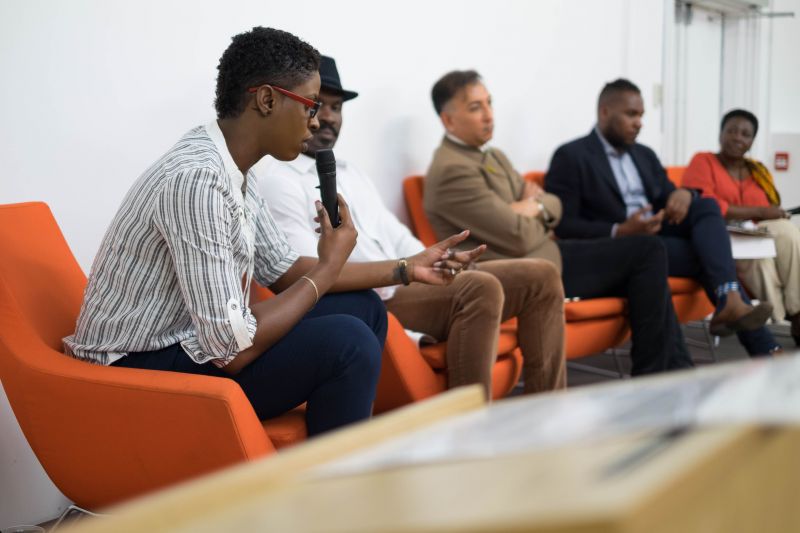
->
xmin=0 ymin=0 xmax=666 ymax=272
xmin=767 ymin=0 xmax=800 ymax=133
xmin=670 ymin=4 xmax=725 ymax=165
xmin=766 ymin=0 xmax=800 ymax=212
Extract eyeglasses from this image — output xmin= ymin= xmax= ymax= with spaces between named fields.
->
xmin=247 ymin=84 xmax=321 ymax=118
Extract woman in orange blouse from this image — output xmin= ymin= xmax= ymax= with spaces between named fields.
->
xmin=683 ymin=109 xmax=800 ymax=346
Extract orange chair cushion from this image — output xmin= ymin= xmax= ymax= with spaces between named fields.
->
xmin=251 ymin=283 xmax=276 ymax=302
xmin=565 ymin=317 xmax=630 ymax=359
xmin=500 ymin=318 xmax=518 ymax=333
xmin=666 ymin=166 xmax=686 ymax=187
xmin=668 ymin=276 xmax=704 ymax=294
xmin=419 ymin=330 xmax=519 ymax=370
xmin=564 ymin=297 xmax=627 ymax=321
xmin=491 ymin=348 xmax=524 ymax=399
xmin=262 ymin=405 xmax=307 ymax=450
xmin=522 ymin=171 xmax=546 ymax=186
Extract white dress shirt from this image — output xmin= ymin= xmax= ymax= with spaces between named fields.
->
xmin=254 ymin=154 xmax=424 ymax=300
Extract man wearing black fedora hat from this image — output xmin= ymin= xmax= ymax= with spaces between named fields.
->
xmin=257 ymin=55 xmax=567 ymax=398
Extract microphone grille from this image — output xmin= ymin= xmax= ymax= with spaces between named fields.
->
xmin=315 ymin=149 xmax=336 ymax=174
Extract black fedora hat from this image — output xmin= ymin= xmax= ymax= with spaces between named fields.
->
xmin=319 ymin=55 xmax=358 ymax=101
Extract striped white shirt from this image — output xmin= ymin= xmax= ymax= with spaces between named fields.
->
xmin=64 ymin=121 xmax=299 ymax=367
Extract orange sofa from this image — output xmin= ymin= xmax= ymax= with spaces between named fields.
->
xmin=0 ymin=202 xmax=307 ymax=509
xmin=403 ymin=176 xmax=631 ymax=361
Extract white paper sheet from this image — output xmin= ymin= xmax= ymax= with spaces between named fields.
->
xmin=730 ymin=234 xmax=777 ymax=259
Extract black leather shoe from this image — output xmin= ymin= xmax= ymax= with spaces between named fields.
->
xmin=709 ymin=302 xmax=773 ymax=337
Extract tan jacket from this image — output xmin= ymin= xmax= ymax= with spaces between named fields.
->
xmin=424 ymin=137 xmax=563 ymax=270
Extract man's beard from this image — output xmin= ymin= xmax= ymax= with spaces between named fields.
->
xmin=317 ymin=122 xmax=339 ymax=139
xmin=605 ymin=128 xmax=630 ymax=149
xmin=304 ymin=123 xmax=339 ymax=157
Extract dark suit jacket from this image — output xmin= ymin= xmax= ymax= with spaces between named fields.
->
xmin=544 ymin=130 xmax=676 ymax=239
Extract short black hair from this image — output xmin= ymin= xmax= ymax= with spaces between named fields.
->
xmin=431 ymin=70 xmax=482 ymax=115
xmin=721 ymin=108 xmax=759 ymax=136
xmin=214 ymin=27 xmax=320 ymax=119
xmin=598 ymin=78 xmax=641 ymax=107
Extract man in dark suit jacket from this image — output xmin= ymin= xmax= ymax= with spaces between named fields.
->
xmin=545 ymin=78 xmax=779 ymax=356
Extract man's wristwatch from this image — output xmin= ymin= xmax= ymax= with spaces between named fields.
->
xmin=398 ymin=258 xmax=411 ymax=286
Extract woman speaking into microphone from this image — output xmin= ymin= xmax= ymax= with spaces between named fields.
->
xmin=64 ymin=26 xmax=484 ymax=437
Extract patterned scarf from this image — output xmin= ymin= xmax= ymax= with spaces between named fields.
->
xmin=745 ymin=158 xmax=781 ymax=206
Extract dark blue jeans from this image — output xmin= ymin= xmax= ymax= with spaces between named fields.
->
xmin=659 ymin=197 xmax=780 ymax=355
xmin=112 ymin=290 xmax=387 ymax=436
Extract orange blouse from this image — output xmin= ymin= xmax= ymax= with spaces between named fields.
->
xmin=682 ymin=152 xmax=770 ymax=216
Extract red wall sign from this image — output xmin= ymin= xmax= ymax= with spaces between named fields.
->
xmin=775 ymin=152 xmax=789 ymax=171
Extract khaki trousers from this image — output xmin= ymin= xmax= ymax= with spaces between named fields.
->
xmin=737 ymin=218 xmax=800 ymax=320
xmin=386 ymin=259 xmax=566 ymax=398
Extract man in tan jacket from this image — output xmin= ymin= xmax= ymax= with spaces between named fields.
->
xmin=425 ymin=70 xmax=693 ymax=376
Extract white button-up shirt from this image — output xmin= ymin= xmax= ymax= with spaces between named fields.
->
xmin=255 ymin=154 xmax=424 ymax=300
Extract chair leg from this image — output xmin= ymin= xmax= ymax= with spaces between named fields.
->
xmin=610 ymin=348 xmax=627 ymax=378
xmin=566 ymin=361 xmax=625 ymax=379
xmin=702 ymin=320 xmax=719 ymax=362
xmin=682 ymin=319 xmax=719 ymax=363
xmin=49 ymin=505 xmax=106 ymax=532
xmin=566 ymin=345 xmax=628 ymax=379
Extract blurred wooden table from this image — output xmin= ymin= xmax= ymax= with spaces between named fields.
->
xmin=66 ymin=359 xmax=800 ymax=533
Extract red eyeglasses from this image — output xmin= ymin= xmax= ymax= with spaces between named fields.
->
xmin=247 ymin=85 xmax=321 ymax=118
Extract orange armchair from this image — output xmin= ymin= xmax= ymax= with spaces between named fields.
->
xmin=663 ymin=166 xmax=715 ymax=323
xmin=0 ymin=202 xmax=306 ymax=510
xmin=402 ymin=175 xmax=439 ymax=247
xmin=523 ymin=170 xmax=546 ymax=186
xmin=530 ymin=170 xmax=714 ymax=325
xmin=376 ymin=313 xmax=522 ymax=412
xmin=405 ymin=175 xmax=631 ymax=362
xmin=666 ymin=165 xmax=687 ymax=187
xmin=249 ymin=283 xmax=523 ymax=414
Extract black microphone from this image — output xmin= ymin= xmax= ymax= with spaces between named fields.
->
xmin=315 ymin=149 xmax=340 ymax=227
